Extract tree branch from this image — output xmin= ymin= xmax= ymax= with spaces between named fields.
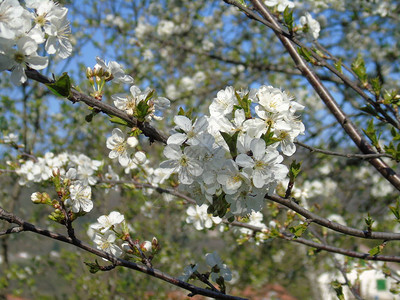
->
xmin=0 ymin=206 xmax=247 ymax=300
xmin=295 ymin=141 xmax=394 ymax=160
xmin=230 ymin=219 xmax=400 ymax=263
xmin=101 ymin=179 xmax=400 ymax=262
xmin=24 ymin=68 xmax=168 ymax=145
xmin=266 ymin=194 xmax=400 ymax=240
xmin=223 ymin=1 xmax=400 ymax=130
xmin=244 ymin=0 xmax=400 ymax=191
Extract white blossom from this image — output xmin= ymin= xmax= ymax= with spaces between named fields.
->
xmin=91 ymin=211 xmax=125 ymax=234
xmin=106 ymin=128 xmax=138 ymax=167
xmin=0 ymin=36 xmax=48 ymax=85
xmin=65 ymin=183 xmax=93 ymax=213
xmin=186 ymin=204 xmax=221 ymax=230
xmin=159 ymin=144 xmax=203 ymax=185
xmin=92 ymin=231 xmax=123 ymax=258
xmin=157 ymin=20 xmax=175 ymax=36
xmin=300 ymin=12 xmax=320 ymax=40
xmin=0 ymin=0 xmax=26 ymax=39
xmin=264 ymin=0 xmax=294 ymax=12
xmin=179 ymin=264 xmax=198 ymax=282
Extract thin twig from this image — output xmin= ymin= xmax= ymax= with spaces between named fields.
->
xmin=243 ymin=0 xmax=400 ymax=191
xmin=295 ymin=141 xmax=394 ymax=160
xmin=0 ymin=206 xmax=247 ymax=300
xmin=24 ymin=69 xmax=168 ymax=145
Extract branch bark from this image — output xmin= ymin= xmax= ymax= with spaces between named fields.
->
xmin=24 ymin=68 xmax=168 ymax=144
xmin=245 ymin=0 xmax=400 ymax=191
xmin=0 ymin=206 xmax=247 ymax=300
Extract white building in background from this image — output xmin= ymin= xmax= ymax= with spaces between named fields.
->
xmin=318 ymin=268 xmax=397 ymax=300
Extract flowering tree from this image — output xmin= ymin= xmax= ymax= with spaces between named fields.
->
xmin=1 ymin=0 xmax=400 ymax=299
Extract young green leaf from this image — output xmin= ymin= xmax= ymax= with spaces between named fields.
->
xmin=389 ymin=200 xmax=400 ymax=222
xmin=109 ymin=116 xmax=128 ymax=126
xmin=371 ymin=77 xmax=382 ymax=97
xmin=283 ymin=7 xmax=294 ymax=32
xmin=220 ymin=131 xmax=239 ymax=158
xmin=289 ymin=160 xmax=302 ymax=181
xmin=334 ymin=59 xmax=343 ymax=74
xmin=365 ymin=213 xmax=374 ymax=232
xmin=46 ymin=72 xmax=72 ymax=98
xmin=351 ymin=53 xmax=368 ymax=84
xmin=289 ymin=223 xmax=308 ymax=238
xmin=331 ymin=280 xmax=345 ymax=300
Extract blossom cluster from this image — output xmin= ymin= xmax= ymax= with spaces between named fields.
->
xmin=0 ymin=0 xmax=72 ymax=85
xmin=185 ymin=204 xmax=222 ymax=231
xmin=88 ymin=57 xmax=170 ymax=121
xmin=235 ymin=211 xmax=269 ymax=245
xmin=17 ymin=152 xmax=102 ymax=186
xmin=20 ymin=152 xmax=103 ymax=214
xmin=263 ymin=0 xmax=320 ymax=40
xmin=88 ymin=211 xmax=159 ymax=260
xmin=88 ymin=211 xmax=126 ymax=258
xmin=160 ymin=85 xmax=305 ymax=216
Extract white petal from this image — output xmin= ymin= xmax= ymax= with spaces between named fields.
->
xmin=235 ymin=154 xmax=254 ymax=169
xmin=127 ymin=136 xmax=138 ymax=148
xmin=174 ymin=115 xmax=192 ymax=132
xmin=167 ymin=133 xmax=187 ymax=145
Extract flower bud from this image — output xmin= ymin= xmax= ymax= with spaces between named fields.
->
xmin=140 ymin=240 xmax=152 ymax=252
xmin=31 ymin=192 xmax=42 ymax=204
xmin=86 ymin=67 xmax=93 ymax=79
xmin=151 ymin=237 xmax=160 ymax=252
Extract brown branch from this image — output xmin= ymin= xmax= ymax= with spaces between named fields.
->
xmin=102 ymin=179 xmax=400 ymax=241
xmin=243 ymin=0 xmax=400 ymax=191
xmin=266 ymin=194 xmax=400 ymax=240
xmin=230 ymin=220 xmax=400 ymax=263
xmin=295 ymin=141 xmax=394 ymax=160
xmin=223 ymin=1 xmax=400 ymax=130
xmin=24 ymin=68 xmax=168 ymax=145
xmin=0 ymin=206 xmax=247 ymax=300
xmin=101 ymin=179 xmax=400 ymax=263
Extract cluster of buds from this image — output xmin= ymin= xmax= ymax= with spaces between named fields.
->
xmin=86 ymin=57 xmax=134 ymax=100
xmin=31 ymin=168 xmax=93 ymax=224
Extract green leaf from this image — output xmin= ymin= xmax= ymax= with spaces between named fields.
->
xmin=389 ymin=200 xmax=400 ymax=222
xmin=368 ymin=245 xmax=381 ymax=256
xmin=359 ymin=105 xmax=378 ymax=117
xmin=136 ymin=100 xmax=151 ymax=122
xmin=220 ymin=131 xmax=239 ymax=158
xmin=208 ymin=193 xmax=229 ymax=218
xmin=383 ymin=89 xmax=400 ymax=106
xmin=371 ymin=77 xmax=382 ymax=97
xmin=109 ymin=116 xmax=128 ymax=126
xmin=45 ymin=72 xmax=72 ymax=97
xmin=289 ymin=160 xmax=302 ymax=181
xmin=334 ymin=59 xmax=343 ymax=74
xmin=283 ymin=7 xmax=294 ymax=32
xmin=177 ymin=107 xmax=185 ymax=116
xmin=331 ymin=280 xmax=345 ymax=300
xmin=234 ymin=91 xmax=251 ymax=119
xmin=177 ymin=107 xmax=193 ymax=119
xmin=297 ymin=47 xmax=314 ymax=63
xmin=260 ymin=123 xmax=280 ymax=146
xmin=364 ymin=213 xmax=374 ymax=232
xmin=351 ymin=53 xmax=367 ymax=84
xmin=84 ymin=260 xmax=101 ymax=274
xmin=362 ymin=120 xmax=381 ymax=151
xmin=382 ymin=263 xmax=391 ymax=277
xmin=289 ymin=223 xmax=308 ymax=238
